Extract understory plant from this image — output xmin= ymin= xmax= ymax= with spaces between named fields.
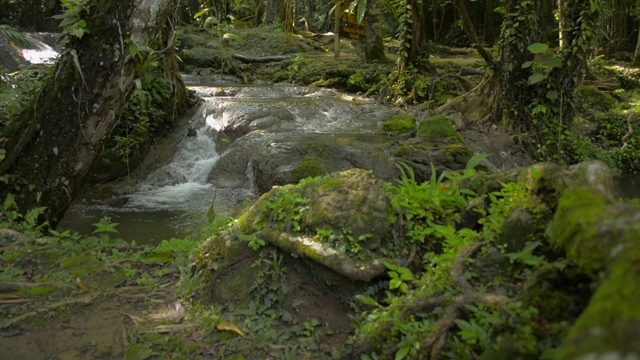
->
xmin=347 ymin=162 xmax=584 ymax=359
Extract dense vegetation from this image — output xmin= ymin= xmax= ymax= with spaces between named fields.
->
xmin=1 ymin=0 xmax=640 ymax=359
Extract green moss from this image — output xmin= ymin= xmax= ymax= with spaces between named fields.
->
xmin=17 ymin=285 xmax=57 ymax=297
xmin=63 ymin=255 xmax=100 ymax=277
xmin=394 ymin=145 xmax=412 ymax=156
xmin=417 ymin=115 xmax=463 ymax=142
xmin=548 ymin=188 xmax=610 ymax=272
xmin=559 ymin=247 xmax=640 ymax=358
xmin=380 ymin=114 xmax=415 ymax=135
xmin=577 ymin=85 xmax=616 ymax=113
xmin=292 ymin=157 xmax=325 ymax=183
xmin=441 ymin=144 xmax=473 ymax=165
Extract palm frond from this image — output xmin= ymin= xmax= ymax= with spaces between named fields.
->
xmin=0 ymin=25 xmax=31 ymax=47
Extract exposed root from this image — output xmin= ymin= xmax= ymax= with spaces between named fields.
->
xmin=346 ymin=242 xmax=510 ymax=359
xmin=0 ymin=281 xmax=78 ymax=293
xmin=5 ymin=286 xmax=153 ymax=327
xmin=259 ymin=230 xmax=400 ymax=282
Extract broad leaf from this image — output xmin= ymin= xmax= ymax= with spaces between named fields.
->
xmin=528 ymin=72 xmax=545 ymax=85
xmin=542 ymin=56 xmax=562 ymax=68
xmin=521 ymin=61 xmax=534 ymax=69
xmin=223 ymin=33 xmax=242 ymax=41
xmin=465 ymin=153 xmax=489 ymax=170
xmin=527 ymin=43 xmax=548 ymax=54
xmin=356 ymin=0 xmax=366 ymax=25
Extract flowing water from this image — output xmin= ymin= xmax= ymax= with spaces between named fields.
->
xmin=59 ymin=81 xmax=391 ymax=243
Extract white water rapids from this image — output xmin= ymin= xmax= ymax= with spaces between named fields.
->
xmin=124 ymin=124 xmax=219 ymax=211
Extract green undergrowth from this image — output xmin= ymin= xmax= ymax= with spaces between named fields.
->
xmin=3 ymin=158 xmax=618 ymax=358
xmin=187 ymin=156 xmax=594 ymax=358
xmin=566 ymin=58 xmax=640 ymax=174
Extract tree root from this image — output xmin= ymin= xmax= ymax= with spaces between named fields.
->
xmin=5 ymin=286 xmax=152 ymax=327
xmin=258 ymin=230 xmax=399 ymax=282
xmin=346 ymin=242 xmax=509 ymax=359
xmin=0 ymin=281 xmax=78 ymax=293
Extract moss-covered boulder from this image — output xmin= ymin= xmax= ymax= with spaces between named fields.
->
xmin=380 ymin=114 xmax=415 ymax=135
xmin=238 ymin=168 xmax=391 ymax=249
xmin=577 ymin=85 xmax=616 ymax=113
xmin=180 ymin=47 xmax=222 ymax=69
xmin=417 ymin=114 xmax=464 ymax=142
xmin=384 ymin=137 xmax=473 ymax=183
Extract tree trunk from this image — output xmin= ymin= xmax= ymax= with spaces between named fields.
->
xmin=557 ymin=0 xmax=565 ymax=48
xmin=364 ymin=0 xmax=387 ymax=62
xmin=265 ymin=0 xmax=284 ymax=24
xmin=634 ymin=14 xmax=640 ymax=66
xmin=0 ymin=0 xmax=190 ymax=227
xmin=441 ymin=0 xmax=597 ymax=161
xmin=398 ymin=0 xmax=431 ymax=72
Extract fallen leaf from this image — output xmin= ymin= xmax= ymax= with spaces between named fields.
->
xmin=166 ymin=302 xmax=185 ymax=323
xmin=216 ymin=321 xmax=245 ymax=337
xmin=75 ymin=278 xmax=89 ymax=292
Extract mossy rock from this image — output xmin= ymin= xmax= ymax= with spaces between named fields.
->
xmin=180 ymin=47 xmax=222 ymax=68
xmin=380 ymin=114 xmax=415 ymax=135
xmin=238 ymin=168 xmax=391 ymax=249
xmin=292 ymin=156 xmax=325 ymax=183
xmin=417 ymin=115 xmax=464 ymax=142
xmin=577 ymin=85 xmax=616 ymax=113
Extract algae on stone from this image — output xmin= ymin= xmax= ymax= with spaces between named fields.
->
xmin=380 ymin=114 xmax=415 ymax=135
xmin=417 ymin=115 xmax=464 ymax=142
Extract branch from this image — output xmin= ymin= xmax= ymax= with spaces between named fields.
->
xmin=345 ymin=241 xmax=509 ymax=359
xmin=231 ymin=54 xmax=295 ymax=63
xmin=451 ymin=0 xmax=497 ymax=71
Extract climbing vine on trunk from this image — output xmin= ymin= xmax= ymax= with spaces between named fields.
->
xmin=494 ymin=0 xmax=601 ymax=161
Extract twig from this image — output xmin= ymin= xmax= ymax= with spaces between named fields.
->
xmin=0 ymin=281 xmax=77 ymax=292
xmin=620 ymin=113 xmax=634 ymax=151
xmin=6 ymin=292 xmax=101 ymax=326
xmin=346 ymin=242 xmax=509 ymax=359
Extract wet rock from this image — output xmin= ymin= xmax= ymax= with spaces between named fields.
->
xmin=248 ymin=133 xmax=398 ymax=194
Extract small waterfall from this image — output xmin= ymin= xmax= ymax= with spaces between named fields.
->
xmin=20 ymin=33 xmax=59 ymax=65
xmin=125 ymin=120 xmax=219 ymax=211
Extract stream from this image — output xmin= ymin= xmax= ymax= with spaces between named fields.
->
xmin=58 ymin=80 xmax=395 ymax=244
xmin=17 ymin=34 xmax=633 ymax=244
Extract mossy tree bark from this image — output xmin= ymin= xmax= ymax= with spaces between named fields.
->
xmin=363 ymin=0 xmax=387 ymax=63
xmin=397 ymin=0 xmax=431 ymax=72
xmin=442 ymin=0 xmax=598 ymax=159
xmin=0 ymin=0 xmax=189 ymax=227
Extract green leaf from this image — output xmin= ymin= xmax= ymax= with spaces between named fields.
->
xmin=527 ymin=43 xmax=548 ymax=54
xmin=358 ymin=295 xmax=382 ymax=308
xmin=222 ymin=33 xmax=242 ymax=41
xmin=72 ymin=27 xmax=85 ymax=39
xmin=521 ymin=61 xmax=534 ymax=69
xmin=528 ymin=73 xmax=545 ymax=85
xmin=546 ymin=90 xmax=558 ymax=101
xmin=395 ymin=346 xmax=410 ymax=360
xmin=398 ymin=267 xmax=413 ymax=281
xmin=128 ymin=42 xmax=138 ymax=58
xmin=356 ymin=0 xmax=366 ymax=25
xmin=193 ymin=8 xmax=209 ymax=19
xmin=542 ymin=56 xmax=562 ymax=68
xmin=389 ymin=278 xmax=403 ymax=290
xmin=465 ymin=153 xmax=489 ymax=170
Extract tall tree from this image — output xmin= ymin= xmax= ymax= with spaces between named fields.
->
xmin=265 ymin=0 xmax=285 ymax=24
xmin=445 ymin=0 xmax=600 ymax=161
xmin=397 ymin=0 xmax=430 ymax=72
xmin=0 ymin=0 xmax=190 ymax=227
xmin=364 ymin=0 xmax=387 ymax=62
